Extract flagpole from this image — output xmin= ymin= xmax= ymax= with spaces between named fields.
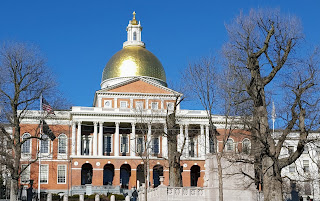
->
xmin=38 ymin=94 xmax=42 ymax=201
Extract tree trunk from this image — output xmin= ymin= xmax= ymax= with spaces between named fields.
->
xmin=10 ymin=179 xmax=18 ymax=201
xmin=168 ymin=138 xmax=181 ymax=187
xmin=262 ymin=157 xmax=283 ymax=201
xmin=217 ymin=153 xmax=224 ymax=201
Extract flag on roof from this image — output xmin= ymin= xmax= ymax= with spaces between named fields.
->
xmin=42 ymin=97 xmax=54 ymax=115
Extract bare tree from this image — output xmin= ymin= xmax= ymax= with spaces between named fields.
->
xmin=134 ymin=108 xmax=163 ymax=201
xmin=0 ymin=41 xmax=58 ymax=201
xmin=222 ymin=8 xmax=320 ymax=201
xmin=165 ymin=96 xmax=185 ymax=187
xmin=183 ymin=57 xmax=248 ymax=201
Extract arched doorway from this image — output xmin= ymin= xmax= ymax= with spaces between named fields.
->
xmin=81 ymin=163 xmax=93 ymax=185
xmin=153 ymin=165 xmax=163 ymax=188
xmin=120 ymin=164 xmax=131 ymax=189
xmin=190 ymin=165 xmax=200 ymax=187
xmin=103 ymin=164 xmax=114 ymax=185
xmin=136 ymin=164 xmax=145 ymax=187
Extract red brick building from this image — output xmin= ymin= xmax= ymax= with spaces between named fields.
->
xmin=19 ymin=13 xmax=251 ymax=195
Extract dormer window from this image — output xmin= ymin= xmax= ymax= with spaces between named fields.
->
xmin=151 ymin=102 xmax=158 ymax=110
xmin=120 ymin=101 xmax=128 ymax=108
xmin=133 ymin=32 xmax=137 ymax=41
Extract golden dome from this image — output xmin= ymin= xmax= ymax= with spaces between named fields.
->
xmin=102 ymin=46 xmax=167 ymax=84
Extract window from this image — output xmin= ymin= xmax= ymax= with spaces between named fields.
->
xmin=57 ymin=165 xmax=66 ymax=184
xmin=133 ymin=32 xmax=137 ymax=40
xmin=136 ymin=136 xmax=144 ymax=154
xmin=209 ymin=134 xmax=215 ymax=153
xmin=121 ymin=135 xmax=129 ymax=153
xmin=242 ymin=139 xmax=251 ymax=154
xmin=189 ymin=137 xmax=195 ymax=157
xmin=120 ymin=101 xmax=128 ymax=108
xmin=21 ymin=133 xmax=31 ymax=154
xmin=82 ymin=135 xmax=90 ymax=155
xmin=303 ymin=160 xmax=309 ymax=173
xmin=21 ymin=164 xmax=30 ymax=183
xmin=104 ymin=100 xmax=112 ymax=108
xmin=226 ymin=138 xmax=234 ymax=152
xmin=152 ymin=137 xmax=160 ymax=154
xmin=288 ymin=146 xmax=294 ymax=155
xmin=136 ymin=101 xmax=143 ymax=110
xmin=58 ymin=134 xmax=67 ymax=154
xmin=104 ymin=135 xmax=112 ymax=155
xmin=167 ymin=102 xmax=174 ymax=110
xmin=289 ymin=163 xmax=295 ymax=173
xmin=40 ymin=164 xmax=49 ymax=183
xmin=151 ymin=102 xmax=158 ymax=110
xmin=40 ymin=134 xmax=49 ymax=154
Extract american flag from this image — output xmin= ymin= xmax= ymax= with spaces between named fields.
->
xmin=42 ymin=97 xmax=54 ymax=114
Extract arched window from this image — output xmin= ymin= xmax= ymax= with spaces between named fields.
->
xmin=58 ymin=134 xmax=67 ymax=154
xmin=21 ymin=133 xmax=31 ymax=154
xmin=226 ymin=138 xmax=234 ymax=152
xmin=133 ymin=32 xmax=137 ymax=40
xmin=40 ymin=134 xmax=49 ymax=153
xmin=242 ymin=139 xmax=251 ymax=154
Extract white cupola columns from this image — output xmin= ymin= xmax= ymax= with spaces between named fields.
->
xmin=123 ymin=11 xmax=145 ymax=48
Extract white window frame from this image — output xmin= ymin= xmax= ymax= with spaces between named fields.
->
xmin=40 ymin=164 xmax=49 ymax=184
xmin=167 ymin=102 xmax=174 ymax=110
xmin=152 ymin=137 xmax=160 ymax=154
xmin=58 ymin=134 xmax=67 ymax=155
xmin=136 ymin=101 xmax=144 ymax=110
xmin=151 ymin=102 xmax=159 ymax=110
xmin=226 ymin=138 xmax=234 ymax=152
xmin=40 ymin=134 xmax=49 ymax=154
xmin=104 ymin=100 xmax=112 ymax=108
xmin=303 ymin=160 xmax=310 ymax=173
xmin=242 ymin=139 xmax=251 ymax=154
xmin=120 ymin=135 xmax=129 ymax=153
xmin=136 ymin=135 xmax=145 ymax=154
xmin=21 ymin=164 xmax=30 ymax=184
xmin=104 ymin=134 xmax=113 ymax=154
xmin=120 ymin=101 xmax=128 ymax=108
xmin=21 ymin=133 xmax=31 ymax=155
xmin=57 ymin=165 xmax=67 ymax=184
xmin=289 ymin=163 xmax=295 ymax=173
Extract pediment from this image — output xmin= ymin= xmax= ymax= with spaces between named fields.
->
xmin=106 ymin=80 xmax=174 ymax=94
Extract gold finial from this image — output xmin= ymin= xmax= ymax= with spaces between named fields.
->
xmin=131 ymin=11 xmax=138 ymax=25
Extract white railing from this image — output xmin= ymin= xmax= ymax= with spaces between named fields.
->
xmin=139 ymin=186 xmax=206 ymax=201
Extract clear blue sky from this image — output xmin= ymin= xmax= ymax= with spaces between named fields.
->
xmin=0 ymin=0 xmax=319 ymax=109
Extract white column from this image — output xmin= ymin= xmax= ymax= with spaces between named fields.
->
xmin=130 ymin=123 xmax=136 ymax=157
xmin=162 ymin=124 xmax=168 ymax=158
xmin=184 ymin=124 xmax=189 ymax=158
xmin=146 ymin=99 xmax=149 ymax=110
xmin=147 ymin=123 xmax=152 ymax=155
xmin=200 ymin=125 xmax=205 ymax=158
xmin=71 ymin=121 xmax=76 ymax=156
xmin=114 ymin=122 xmax=120 ymax=156
xmin=77 ymin=121 xmax=82 ymax=156
xmin=178 ymin=124 xmax=184 ymax=152
xmin=93 ymin=122 xmax=98 ymax=156
xmin=205 ymin=125 xmax=210 ymax=154
xmin=98 ymin=122 xmax=103 ymax=156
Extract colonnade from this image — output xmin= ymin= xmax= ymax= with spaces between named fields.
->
xmin=71 ymin=121 xmax=211 ymax=158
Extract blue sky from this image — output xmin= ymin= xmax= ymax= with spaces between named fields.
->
xmin=0 ymin=0 xmax=319 ymax=109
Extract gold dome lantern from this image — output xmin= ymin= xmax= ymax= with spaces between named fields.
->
xmin=101 ymin=12 xmax=167 ymax=87
xmin=102 ymin=46 xmax=167 ymax=85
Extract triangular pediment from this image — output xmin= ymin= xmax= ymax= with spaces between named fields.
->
xmin=105 ymin=80 xmax=174 ymax=94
